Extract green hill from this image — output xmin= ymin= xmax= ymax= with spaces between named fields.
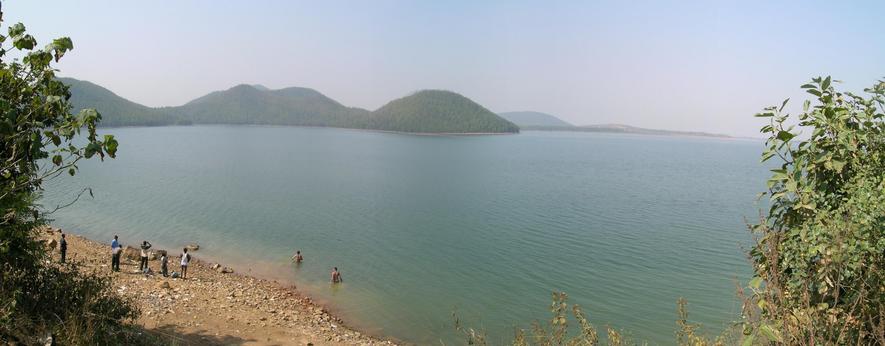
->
xmin=498 ymin=111 xmax=573 ymax=127
xmin=60 ymin=78 xmax=179 ymax=126
xmin=174 ymin=84 xmax=370 ymax=127
xmin=62 ymin=78 xmax=517 ymax=134
xmin=369 ymin=90 xmax=519 ymax=133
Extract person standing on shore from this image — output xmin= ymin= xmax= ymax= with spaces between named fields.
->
xmin=291 ymin=250 xmax=303 ymax=264
xmin=110 ymin=235 xmax=121 ymax=272
xmin=331 ymin=267 xmax=342 ymax=283
xmin=59 ymin=233 xmax=67 ymax=263
xmin=180 ymin=248 xmax=190 ymax=279
xmin=160 ymin=252 xmax=168 ymax=277
xmin=139 ymin=240 xmax=152 ymax=272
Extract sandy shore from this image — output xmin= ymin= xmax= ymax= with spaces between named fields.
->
xmin=38 ymin=227 xmax=399 ymax=346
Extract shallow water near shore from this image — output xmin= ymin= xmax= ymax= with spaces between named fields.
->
xmin=43 ymin=126 xmax=767 ymax=344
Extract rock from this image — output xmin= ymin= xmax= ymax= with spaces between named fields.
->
xmin=45 ymin=238 xmax=57 ymax=249
xmin=211 ymin=263 xmax=221 ymax=270
xmin=122 ymin=246 xmax=140 ymax=261
xmin=186 ymin=244 xmax=200 ymax=251
xmin=217 ymin=266 xmax=233 ymax=274
xmin=157 ymin=281 xmax=171 ymax=289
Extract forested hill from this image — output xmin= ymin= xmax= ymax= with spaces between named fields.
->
xmin=498 ymin=111 xmax=573 ymax=127
xmin=369 ymin=90 xmax=519 ymax=133
xmin=173 ymin=84 xmax=370 ymax=127
xmin=61 ymin=78 xmax=519 ymax=134
xmin=60 ymin=78 xmax=180 ymax=127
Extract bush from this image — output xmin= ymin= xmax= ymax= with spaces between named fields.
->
xmin=0 ymin=4 xmax=139 ymax=344
xmin=744 ymin=77 xmax=884 ymax=344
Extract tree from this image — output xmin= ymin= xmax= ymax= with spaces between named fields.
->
xmin=0 ymin=3 xmax=138 ymax=344
xmin=745 ymin=77 xmax=885 ymax=344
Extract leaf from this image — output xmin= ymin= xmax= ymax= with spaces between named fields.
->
xmin=770 ymin=168 xmax=788 ymax=179
xmin=104 ymin=136 xmax=118 ymax=158
xmin=807 ymin=89 xmax=822 ymax=97
xmin=759 ymin=324 xmax=782 ymax=342
xmin=48 ymin=37 xmax=74 ymax=61
xmin=749 ymin=276 xmax=763 ymax=289
xmin=741 ymin=333 xmax=755 ymax=346
xmin=803 ymin=99 xmax=810 ymax=112
xmin=778 ymin=98 xmax=789 ymax=112
xmin=83 ymin=142 xmax=101 ymax=159
xmin=830 ymin=159 xmax=845 ymax=172
xmin=52 ymin=154 xmax=62 ymax=166
xmin=13 ymin=34 xmax=36 ymax=50
xmin=822 ymin=76 xmax=831 ymax=90
xmin=776 ymin=131 xmax=795 ymax=142
xmin=7 ymin=23 xmax=25 ymax=37
xmin=755 ymin=112 xmax=775 ymax=118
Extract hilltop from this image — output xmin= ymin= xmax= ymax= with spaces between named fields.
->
xmin=62 ymin=78 xmax=518 ymax=134
xmin=370 ymin=90 xmax=519 ymax=134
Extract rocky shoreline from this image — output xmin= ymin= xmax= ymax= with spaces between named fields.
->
xmin=38 ymin=227 xmax=399 ymax=345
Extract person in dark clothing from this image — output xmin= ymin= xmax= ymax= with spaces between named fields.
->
xmin=139 ymin=240 xmax=152 ymax=272
xmin=59 ymin=233 xmax=67 ymax=263
xmin=111 ymin=235 xmax=121 ymax=272
xmin=159 ymin=252 xmax=168 ymax=277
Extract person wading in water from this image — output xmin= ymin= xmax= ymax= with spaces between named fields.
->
xmin=331 ymin=267 xmax=343 ymax=283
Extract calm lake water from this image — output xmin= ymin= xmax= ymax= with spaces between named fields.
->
xmin=42 ymin=126 xmax=767 ymax=344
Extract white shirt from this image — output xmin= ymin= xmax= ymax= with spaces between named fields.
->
xmin=180 ymin=253 xmax=190 ymax=266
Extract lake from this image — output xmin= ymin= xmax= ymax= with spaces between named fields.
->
xmin=42 ymin=126 xmax=767 ymax=344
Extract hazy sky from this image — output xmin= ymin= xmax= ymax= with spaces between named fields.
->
xmin=5 ymin=1 xmax=884 ymax=137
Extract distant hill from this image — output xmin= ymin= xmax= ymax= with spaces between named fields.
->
xmin=174 ymin=84 xmax=370 ymax=127
xmin=523 ymin=123 xmax=730 ymax=138
xmin=498 ymin=111 xmax=572 ymax=127
xmin=369 ymin=90 xmax=519 ymax=134
xmin=61 ymin=78 xmax=518 ymax=134
xmin=61 ymin=78 xmax=179 ymax=127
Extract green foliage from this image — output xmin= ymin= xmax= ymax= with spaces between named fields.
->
xmin=0 ymin=6 xmax=140 ymax=344
xmin=745 ymin=77 xmax=885 ymax=344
